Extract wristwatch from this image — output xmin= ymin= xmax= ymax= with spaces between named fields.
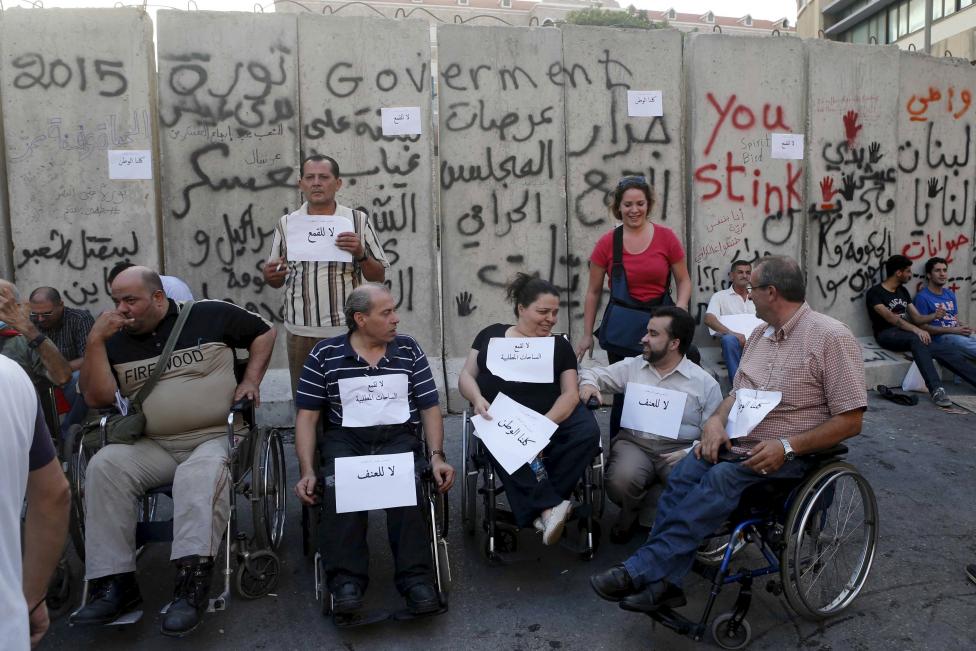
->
xmin=779 ymin=438 xmax=796 ymax=462
xmin=429 ymin=449 xmax=446 ymax=462
xmin=27 ymin=334 xmax=46 ymax=349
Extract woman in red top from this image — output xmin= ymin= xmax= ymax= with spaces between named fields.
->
xmin=575 ymin=175 xmax=692 ymax=435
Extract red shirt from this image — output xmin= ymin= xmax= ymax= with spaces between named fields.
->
xmin=590 ymin=224 xmax=685 ymax=301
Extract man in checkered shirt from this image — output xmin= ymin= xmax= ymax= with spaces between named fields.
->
xmin=591 ymin=256 xmax=867 ymax=612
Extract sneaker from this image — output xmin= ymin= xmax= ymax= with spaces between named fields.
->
xmin=966 ymin=564 xmax=976 ymax=585
xmin=931 ymin=387 xmax=952 ymax=408
xmin=69 ymin=573 xmax=142 ymax=626
xmin=160 ymin=556 xmax=214 ymax=638
xmin=533 ymin=517 xmax=544 ymax=533
xmin=541 ymin=500 xmax=572 ymax=546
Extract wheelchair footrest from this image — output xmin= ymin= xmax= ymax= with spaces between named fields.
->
xmin=644 ymin=606 xmax=694 ymax=636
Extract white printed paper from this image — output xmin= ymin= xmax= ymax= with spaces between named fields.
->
xmin=718 ymin=314 xmax=767 ymax=338
xmin=726 ymin=389 xmax=782 ymax=439
xmin=771 ymin=133 xmax=804 ymax=160
xmin=339 ymin=374 xmax=410 ymax=428
xmin=334 ymin=452 xmax=417 ymax=513
xmin=381 ymin=106 xmax=422 ymax=135
xmin=470 ymin=392 xmax=557 ymax=474
xmin=485 ymin=337 xmax=554 ymax=383
xmin=285 ymin=215 xmax=354 ymax=263
xmin=620 ymin=382 xmax=688 ymax=440
xmin=108 ymin=149 xmax=152 ymax=179
xmin=627 ymin=90 xmax=664 ymax=117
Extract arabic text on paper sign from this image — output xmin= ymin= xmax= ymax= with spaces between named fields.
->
xmin=285 ymin=215 xmax=354 ymax=263
xmin=619 ymin=383 xmax=687 ymax=440
xmin=470 ymin=392 xmax=557 ymax=474
xmin=627 ymin=90 xmax=664 ymax=117
xmin=485 ymin=337 xmax=555 ymax=383
xmin=338 ymin=373 xmax=411 ymax=427
xmin=334 ymin=452 xmax=417 ymax=513
xmin=770 ymin=133 xmax=805 ymax=160
xmin=108 ymin=149 xmax=153 ymax=180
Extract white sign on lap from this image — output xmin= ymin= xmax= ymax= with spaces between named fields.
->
xmin=718 ymin=314 xmax=766 ymax=337
xmin=339 ymin=374 xmax=410 ymax=428
xmin=470 ymin=392 xmax=557 ymax=474
xmin=620 ymin=382 xmax=687 ymax=439
xmin=285 ymin=215 xmax=354 ymax=262
xmin=726 ymin=389 xmax=782 ymax=439
xmin=485 ymin=337 xmax=554 ymax=383
xmin=334 ymin=452 xmax=417 ymax=513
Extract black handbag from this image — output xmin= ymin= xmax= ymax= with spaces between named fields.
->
xmin=81 ymin=301 xmax=195 ymax=447
xmin=595 ymin=227 xmax=673 ymax=358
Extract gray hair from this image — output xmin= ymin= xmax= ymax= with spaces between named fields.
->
xmin=344 ymin=283 xmax=392 ymax=331
xmin=754 ymin=256 xmax=805 ymax=303
xmin=0 ymin=279 xmax=21 ymax=301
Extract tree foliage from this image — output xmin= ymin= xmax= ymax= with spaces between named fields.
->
xmin=562 ymin=7 xmax=663 ymax=29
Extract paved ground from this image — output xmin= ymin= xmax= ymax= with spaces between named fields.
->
xmin=43 ymin=386 xmax=976 ymax=650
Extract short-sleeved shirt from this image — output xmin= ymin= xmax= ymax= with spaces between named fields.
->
xmin=0 ymin=330 xmax=46 ymax=384
xmin=296 ymin=334 xmax=438 ymax=430
xmin=268 ymin=202 xmax=390 ymax=338
xmin=590 ymin=224 xmax=685 ymax=301
xmin=732 ymin=303 xmax=867 ymax=453
xmin=471 ymin=324 xmax=577 ymax=416
xmin=105 ymin=299 xmax=271 ymax=447
xmin=913 ymin=286 xmax=960 ymax=331
xmin=865 ymin=283 xmax=911 ymax=337
xmin=705 ymin=287 xmax=756 ymax=336
xmin=36 ymin=306 xmax=93 ymax=362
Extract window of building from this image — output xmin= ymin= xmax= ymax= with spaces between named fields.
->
xmin=909 ymin=0 xmax=925 ymax=31
xmin=933 ymin=0 xmax=944 ymax=19
xmin=500 ymin=0 xmax=511 ymax=7
xmin=888 ymin=6 xmax=899 ymax=41
xmin=961 ymin=0 xmax=974 ymax=9
xmin=667 ymin=8 xmax=676 ymax=20
xmin=705 ymin=11 xmax=714 ymax=23
xmin=457 ymin=0 xmax=469 ymax=5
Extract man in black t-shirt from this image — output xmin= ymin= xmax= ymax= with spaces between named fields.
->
xmin=865 ymin=255 xmax=976 ymax=406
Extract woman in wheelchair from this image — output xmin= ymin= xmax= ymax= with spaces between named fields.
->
xmin=458 ymin=273 xmax=600 ymax=545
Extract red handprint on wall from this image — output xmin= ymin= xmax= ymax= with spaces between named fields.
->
xmin=819 ymin=176 xmax=838 ymax=208
xmin=843 ymin=110 xmax=862 ymax=146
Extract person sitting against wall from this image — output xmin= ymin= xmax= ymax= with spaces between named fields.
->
xmin=0 ymin=279 xmax=72 ymax=389
xmin=702 ymin=260 xmax=757 ymax=385
xmin=459 ymin=273 xmax=601 ymax=545
xmin=575 ymin=175 xmax=697 ymax=438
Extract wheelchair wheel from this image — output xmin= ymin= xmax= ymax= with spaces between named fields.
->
xmin=780 ymin=462 xmax=878 ymax=621
xmin=589 ymin=451 xmax=606 ymax=520
xmin=235 ymin=550 xmax=281 ymax=599
xmin=66 ymin=437 xmax=93 ymax=561
xmin=711 ymin=612 xmax=751 ymax=650
xmin=250 ymin=428 xmax=287 ymax=551
xmin=460 ymin=413 xmax=477 ymax=536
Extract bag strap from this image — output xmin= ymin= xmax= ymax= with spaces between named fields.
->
xmin=132 ymin=301 xmax=194 ymax=406
xmin=609 ymin=226 xmax=674 ymax=308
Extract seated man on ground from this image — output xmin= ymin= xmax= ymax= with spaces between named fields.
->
xmin=293 ymin=283 xmax=454 ymax=616
xmin=29 ymin=286 xmax=95 ymax=433
xmin=0 ymin=279 xmax=71 ymax=388
xmin=866 ymin=254 xmax=976 ymax=406
xmin=590 ymin=256 xmax=866 ymax=613
xmin=579 ymin=306 xmax=722 ymax=544
xmin=70 ymin=266 xmax=276 ymax=637
xmin=913 ymin=256 xmax=976 ymax=360
xmin=703 ymin=260 xmax=756 ymax=384
xmin=459 ymin=274 xmax=601 ymax=545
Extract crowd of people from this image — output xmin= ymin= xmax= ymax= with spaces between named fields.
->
xmin=2 ymin=153 xmax=974 ymax=649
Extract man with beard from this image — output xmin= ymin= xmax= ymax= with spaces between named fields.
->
xmin=578 ymin=306 xmax=722 ymax=544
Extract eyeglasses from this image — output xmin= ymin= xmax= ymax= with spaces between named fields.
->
xmin=745 ymin=284 xmax=773 ymax=293
xmin=30 ymin=311 xmax=55 ymax=318
xmin=616 ymin=175 xmax=647 ymax=188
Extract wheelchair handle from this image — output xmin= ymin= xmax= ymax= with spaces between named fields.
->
xmin=585 ymin=396 xmax=601 ymax=410
xmin=230 ymin=398 xmax=252 ymax=413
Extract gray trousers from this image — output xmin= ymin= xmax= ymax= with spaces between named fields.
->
xmin=606 ymin=432 xmax=690 ymax=528
xmin=84 ymin=434 xmax=230 ymax=580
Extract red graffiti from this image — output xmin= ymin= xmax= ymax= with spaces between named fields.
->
xmin=694 ymin=152 xmax=802 ymax=213
xmin=819 ymin=176 xmax=838 ymax=208
xmin=906 ymin=86 xmax=973 ymax=122
xmin=843 ymin=110 xmax=862 ymax=146
xmin=703 ymin=93 xmax=792 ymax=156
xmin=901 ymin=231 xmax=970 ymax=263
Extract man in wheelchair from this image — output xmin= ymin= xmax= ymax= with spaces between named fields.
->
xmin=71 ymin=267 xmax=276 ymax=636
xmin=591 ymin=256 xmax=867 ymax=614
xmin=293 ymin=284 xmax=454 ymax=618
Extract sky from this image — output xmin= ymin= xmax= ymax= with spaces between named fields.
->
xmin=10 ymin=0 xmax=798 ymax=23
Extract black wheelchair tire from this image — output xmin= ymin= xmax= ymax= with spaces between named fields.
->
xmin=250 ymin=428 xmax=287 ymax=551
xmin=66 ymin=438 xmax=92 ymax=562
xmin=711 ymin=612 xmax=751 ymax=650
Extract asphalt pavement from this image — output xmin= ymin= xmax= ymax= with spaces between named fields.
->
xmin=42 ymin=387 xmax=976 ymax=650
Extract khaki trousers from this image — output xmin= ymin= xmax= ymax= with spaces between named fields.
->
xmin=606 ymin=432 xmax=689 ymax=528
xmin=287 ymin=329 xmax=343 ymax=400
xmin=83 ymin=434 xmax=230 ymax=580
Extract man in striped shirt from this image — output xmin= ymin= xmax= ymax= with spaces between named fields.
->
xmin=293 ymin=283 xmax=453 ymax=617
xmin=263 ymin=155 xmax=389 ymax=400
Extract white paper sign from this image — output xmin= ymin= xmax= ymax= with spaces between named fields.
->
xmin=334 ymin=452 xmax=417 ymax=513
xmin=339 ymin=374 xmax=410 ymax=428
xmin=108 ymin=150 xmax=152 ymax=179
xmin=627 ymin=90 xmax=664 ymax=117
xmin=485 ymin=337 xmax=554 ymax=383
xmin=726 ymin=389 xmax=782 ymax=439
xmin=285 ymin=215 xmax=354 ymax=263
xmin=620 ymin=382 xmax=688 ymax=440
xmin=470 ymin=392 xmax=557 ymax=474
xmin=718 ymin=314 xmax=767 ymax=337
xmin=381 ymin=106 xmax=422 ymax=135
xmin=771 ymin=133 xmax=804 ymax=160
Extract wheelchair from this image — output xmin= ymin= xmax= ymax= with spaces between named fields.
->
xmin=301 ymin=436 xmax=451 ymax=626
xmin=459 ymin=403 xmax=606 ymax=563
xmin=641 ymin=445 xmax=878 ymax=649
xmin=64 ymin=395 xmax=287 ymax=622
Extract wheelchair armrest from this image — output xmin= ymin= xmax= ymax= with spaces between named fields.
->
xmin=230 ymin=398 xmax=252 ymax=413
xmin=802 ymin=444 xmax=848 ymax=463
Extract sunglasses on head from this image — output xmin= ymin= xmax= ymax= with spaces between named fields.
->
xmin=616 ymin=175 xmax=648 ymax=188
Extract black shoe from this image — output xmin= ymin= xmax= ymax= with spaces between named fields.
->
xmin=405 ymin=582 xmax=440 ymax=615
xmin=332 ymin=582 xmax=364 ymax=614
xmin=160 ymin=556 xmax=214 ymax=638
xmin=619 ymin=581 xmax=687 ymax=613
xmin=590 ymin=564 xmax=638 ymax=602
xmin=69 ymin=573 xmax=142 ymax=625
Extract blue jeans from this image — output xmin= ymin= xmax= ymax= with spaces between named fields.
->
xmin=60 ymin=370 xmax=89 ymax=437
xmin=622 ymin=453 xmax=810 ymax=589
xmin=936 ymin=333 xmax=976 ymax=359
xmin=878 ymin=328 xmax=976 ymax=392
xmin=720 ymin=334 xmax=743 ymax=383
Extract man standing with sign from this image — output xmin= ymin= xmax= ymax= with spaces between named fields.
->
xmin=591 ymin=256 xmax=866 ymax=613
xmin=263 ymin=154 xmax=389 ymax=399
xmin=293 ymin=284 xmax=454 ymax=617
xmin=579 ymin=306 xmax=722 ymax=544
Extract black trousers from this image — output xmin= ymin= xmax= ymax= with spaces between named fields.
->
xmin=487 ymin=402 xmax=601 ymax=527
xmin=319 ymin=426 xmax=432 ymax=594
